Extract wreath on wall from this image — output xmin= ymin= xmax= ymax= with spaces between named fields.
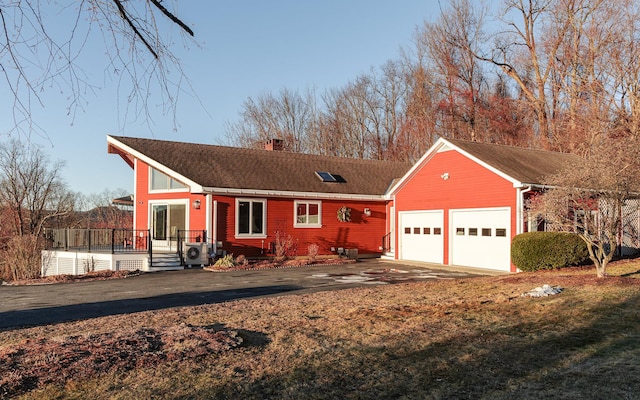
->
xmin=337 ymin=206 xmax=351 ymax=222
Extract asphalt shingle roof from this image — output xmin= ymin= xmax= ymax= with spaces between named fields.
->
xmin=110 ymin=136 xmax=412 ymax=196
xmin=446 ymin=138 xmax=581 ymax=185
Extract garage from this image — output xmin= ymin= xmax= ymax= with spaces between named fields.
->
xmin=399 ymin=210 xmax=444 ymax=263
xmin=450 ymin=208 xmax=511 ymax=271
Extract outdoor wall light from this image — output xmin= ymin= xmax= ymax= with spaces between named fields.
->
xmin=193 ymin=199 xmax=201 ymax=209
xmin=364 ymin=208 xmax=371 ymax=216
xmin=441 ymin=172 xmax=450 ymax=180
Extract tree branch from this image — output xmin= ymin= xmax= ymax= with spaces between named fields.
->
xmin=112 ymin=0 xmax=158 ymax=59
xmin=149 ymin=0 xmax=194 ymax=36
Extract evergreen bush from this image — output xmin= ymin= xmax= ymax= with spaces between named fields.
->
xmin=511 ymin=232 xmax=588 ymax=272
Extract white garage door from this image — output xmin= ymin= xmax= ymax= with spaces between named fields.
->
xmin=450 ymin=208 xmax=511 ymax=271
xmin=399 ymin=210 xmax=444 ymax=264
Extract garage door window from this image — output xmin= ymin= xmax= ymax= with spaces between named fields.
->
xmin=456 ymin=227 xmax=465 ymax=235
xmin=434 ymin=228 xmax=442 ymax=235
xmin=413 ymin=227 xmax=420 ymax=234
xmin=482 ymin=228 xmax=491 ymax=236
xmin=423 ymin=227 xmax=431 ymax=234
xmin=469 ymin=228 xmax=478 ymax=236
xmin=495 ymin=228 xmax=507 ymax=237
xmin=404 ymin=227 xmax=411 ymax=234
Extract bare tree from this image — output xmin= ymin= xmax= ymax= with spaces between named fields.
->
xmin=368 ymin=61 xmax=410 ymax=160
xmin=604 ymin=0 xmax=640 ymax=137
xmin=319 ymin=76 xmax=377 ymax=159
xmin=472 ymin=0 xmax=573 ymax=145
xmin=0 ymin=140 xmax=74 ymax=237
xmin=530 ymin=135 xmax=640 ymax=277
xmin=417 ymin=0 xmax=488 ymax=141
xmin=397 ymin=33 xmax=439 ymax=161
xmin=0 ymin=140 xmax=75 ymax=280
xmin=225 ymin=88 xmax=317 ymax=153
xmin=0 ymin=0 xmax=194 ymax=135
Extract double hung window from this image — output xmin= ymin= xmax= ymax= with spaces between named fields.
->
xmin=294 ymin=201 xmax=321 ymax=228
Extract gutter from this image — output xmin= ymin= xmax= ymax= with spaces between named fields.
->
xmin=200 ymin=186 xmax=387 ymax=201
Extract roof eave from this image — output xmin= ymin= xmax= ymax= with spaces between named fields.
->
xmin=107 ymin=135 xmax=203 ymax=192
xmin=201 ymin=186 xmax=387 ymax=201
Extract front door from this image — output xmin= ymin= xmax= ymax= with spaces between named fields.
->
xmin=151 ymin=203 xmax=186 ymax=251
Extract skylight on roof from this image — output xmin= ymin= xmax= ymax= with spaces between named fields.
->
xmin=315 ymin=171 xmax=337 ymax=182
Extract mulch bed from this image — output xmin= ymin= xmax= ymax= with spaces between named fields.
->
xmin=2 ymin=270 xmax=141 ymax=286
xmin=204 ymin=257 xmax=356 ymax=272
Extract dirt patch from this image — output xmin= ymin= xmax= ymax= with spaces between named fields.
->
xmin=3 ymin=270 xmax=142 ymax=286
xmin=0 ymin=323 xmax=244 ymax=398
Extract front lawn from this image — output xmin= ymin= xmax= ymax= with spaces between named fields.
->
xmin=1 ymin=261 xmax=639 ymax=399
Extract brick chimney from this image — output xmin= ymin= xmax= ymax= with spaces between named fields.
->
xmin=264 ymin=138 xmax=284 ymax=151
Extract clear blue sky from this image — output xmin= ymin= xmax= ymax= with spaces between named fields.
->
xmin=0 ymin=1 xmax=442 ymax=196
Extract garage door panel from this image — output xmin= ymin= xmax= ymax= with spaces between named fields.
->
xmin=451 ymin=208 xmax=511 ymax=271
xmin=400 ymin=211 xmax=443 ymax=264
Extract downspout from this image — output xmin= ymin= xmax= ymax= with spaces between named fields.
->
xmin=133 ymin=158 xmax=138 ymax=231
xmin=212 ymin=197 xmax=218 ymax=255
xmin=517 ymin=185 xmax=533 ymax=235
xmin=204 ymin=194 xmax=215 ymax=255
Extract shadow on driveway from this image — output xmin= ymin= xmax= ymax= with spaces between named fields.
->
xmin=0 ymin=284 xmax=300 ymax=331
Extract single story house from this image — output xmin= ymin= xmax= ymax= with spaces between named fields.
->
xmin=106 ymin=134 xmax=602 ymax=273
xmin=106 ymin=135 xmax=412 ymax=263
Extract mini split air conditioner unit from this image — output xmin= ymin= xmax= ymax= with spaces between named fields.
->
xmin=183 ymin=242 xmax=208 ymax=266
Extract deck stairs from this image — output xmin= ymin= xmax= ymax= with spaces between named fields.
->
xmin=149 ymin=252 xmax=184 ymax=271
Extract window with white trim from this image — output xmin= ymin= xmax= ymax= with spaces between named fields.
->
xmin=294 ymin=201 xmax=321 ymax=228
xmin=149 ymin=167 xmax=187 ymax=191
xmin=236 ymin=199 xmax=266 ymax=237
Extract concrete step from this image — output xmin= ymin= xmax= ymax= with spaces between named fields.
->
xmin=380 ymin=253 xmax=395 ymax=260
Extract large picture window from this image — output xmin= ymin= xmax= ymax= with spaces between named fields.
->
xmin=236 ymin=199 xmax=266 ymax=237
xmin=294 ymin=201 xmax=321 ymax=228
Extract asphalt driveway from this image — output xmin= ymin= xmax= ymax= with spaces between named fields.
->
xmin=0 ymin=259 xmax=499 ymax=331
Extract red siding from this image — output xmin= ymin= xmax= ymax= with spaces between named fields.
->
xmin=213 ymin=195 xmax=387 ymax=258
xmin=394 ymin=149 xmax=518 ymax=271
xmin=133 ymin=160 xmax=208 ymax=233
xmin=133 ymin=159 xmax=389 ymax=259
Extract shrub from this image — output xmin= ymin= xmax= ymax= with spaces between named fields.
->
xmin=0 ymin=234 xmax=44 ymax=281
xmin=213 ymin=254 xmax=236 ymax=268
xmin=307 ymin=244 xmax=319 ymax=262
xmin=274 ymin=231 xmax=295 ymax=260
xmin=235 ymin=254 xmax=248 ymax=266
xmin=511 ymin=232 xmax=588 ymax=272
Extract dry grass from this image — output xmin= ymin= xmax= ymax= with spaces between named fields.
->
xmin=2 ymin=261 xmax=640 ymax=399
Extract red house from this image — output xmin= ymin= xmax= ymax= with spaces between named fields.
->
xmin=105 ymin=135 xmax=607 ymax=274
xmin=387 ymin=137 xmax=580 ymax=272
xmin=106 ymin=136 xmax=412 ymax=263
xmin=39 ymin=135 xmax=632 ymax=277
